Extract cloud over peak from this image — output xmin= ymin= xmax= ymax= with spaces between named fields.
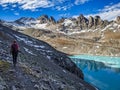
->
xmin=83 ymin=2 xmax=120 ymax=21
xmin=95 ymin=2 xmax=120 ymax=20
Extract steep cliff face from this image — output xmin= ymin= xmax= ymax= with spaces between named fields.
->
xmin=37 ymin=15 xmax=56 ymax=24
xmin=116 ymin=16 xmax=120 ymax=24
xmin=0 ymin=23 xmax=96 ymax=90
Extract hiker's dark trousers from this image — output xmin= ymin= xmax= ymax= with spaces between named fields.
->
xmin=12 ymin=51 xmax=18 ymax=66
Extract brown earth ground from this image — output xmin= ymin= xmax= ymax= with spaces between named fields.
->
xmin=22 ymin=29 xmax=120 ymax=56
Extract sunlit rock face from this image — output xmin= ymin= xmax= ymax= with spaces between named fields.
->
xmin=116 ymin=16 xmax=120 ymax=24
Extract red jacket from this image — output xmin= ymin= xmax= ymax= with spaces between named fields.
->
xmin=11 ymin=43 xmax=19 ymax=52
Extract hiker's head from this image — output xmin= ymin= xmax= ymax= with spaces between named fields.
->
xmin=13 ymin=40 xmax=17 ymax=43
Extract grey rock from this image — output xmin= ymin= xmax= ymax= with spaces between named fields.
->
xmin=57 ymin=17 xmax=66 ymax=23
xmin=0 ymin=76 xmax=7 ymax=90
xmin=14 ymin=17 xmax=35 ymax=25
xmin=77 ymin=14 xmax=88 ymax=30
xmin=58 ymin=85 xmax=76 ymax=90
xmin=49 ymin=16 xmax=56 ymax=24
xmin=12 ymin=85 xmax=17 ymax=90
xmin=93 ymin=16 xmax=103 ymax=28
xmin=37 ymin=15 xmax=49 ymax=24
xmin=34 ymin=84 xmax=39 ymax=90
xmin=88 ymin=16 xmax=94 ymax=28
xmin=116 ymin=16 xmax=120 ymax=24
xmin=0 ymin=85 xmax=6 ymax=90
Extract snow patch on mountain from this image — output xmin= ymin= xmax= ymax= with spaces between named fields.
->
xmin=1 ymin=15 xmax=120 ymax=36
xmin=24 ymin=47 xmax=36 ymax=56
xmin=32 ymin=23 xmax=47 ymax=29
xmin=102 ymin=22 xmax=120 ymax=32
xmin=63 ymin=19 xmax=75 ymax=26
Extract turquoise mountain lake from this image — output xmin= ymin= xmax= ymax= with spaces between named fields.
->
xmin=70 ymin=55 xmax=120 ymax=90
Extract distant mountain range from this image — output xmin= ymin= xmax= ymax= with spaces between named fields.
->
xmin=2 ymin=14 xmax=120 ymax=34
xmin=1 ymin=15 xmax=120 ymax=56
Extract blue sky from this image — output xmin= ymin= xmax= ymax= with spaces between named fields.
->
xmin=0 ymin=0 xmax=120 ymax=21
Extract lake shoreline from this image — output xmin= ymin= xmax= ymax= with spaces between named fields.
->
xmin=69 ymin=53 xmax=120 ymax=57
xmin=70 ymin=56 xmax=120 ymax=90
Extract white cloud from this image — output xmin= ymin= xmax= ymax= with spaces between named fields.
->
xmin=59 ymin=13 xmax=70 ymax=17
xmin=11 ymin=8 xmax=14 ymax=11
xmin=89 ymin=3 xmax=120 ymax=21
xmin=1 ymin=4 xmax=8 ymax=7
xmin=12 ymin=4 xmax=17 ymax=8
xmin=2 ymin=6 xmax=9 ymax=10
xmin=55 ymin=4 xmax=73 ymax=11
xmin=14 ymin=12 xmax=19 ymax=16
xmin=72 ymin=15 xmax=79 ymax=18
xmin=0 ymin=0 xmax=54 ymax=10
xmin=0 ymin=0 xmax=21 ymax=4
xmin=21 ymin=0 xmax=54 ymax=10
xmin=73 ymin=2 xmax=120 ymax=21
xmin=0 ymin=0 xmax=89 ymax=11
xmin=74 ymin=0 xmax=90 ymax=5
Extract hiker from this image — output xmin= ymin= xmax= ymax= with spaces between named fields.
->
xmin=10 ymin=40 xmax=19 ymax=67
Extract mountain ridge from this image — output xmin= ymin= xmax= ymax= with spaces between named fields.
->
xmin=1 ymin=14 xmax=120 ymax=56
xmin=2 ymin=14 xmax=120 ymax=33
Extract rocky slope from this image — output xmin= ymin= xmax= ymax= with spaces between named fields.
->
xmin=0 ymin=23 xmax=96 ymax=90
xmin=2 ymin=15 xmax=120 ymax=56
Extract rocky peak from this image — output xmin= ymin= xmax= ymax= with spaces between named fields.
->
xmin=77 ymin=14 xmax=88 ymax=29
xmin=94 ymin=16 xmax=102 ymax=26
xmin=88 ymin=16 xmax=94 ymax=28
xmin=57 ymin=17 xmax=66 ymax=23
xmin=37 ymin=15 xmax=56 ymax=24
xmin=37 ymin=15 xmax=49 ymax=24
xmin=77 ymin=14 xmax=88 ymax=23
xmin=15 ymin=17 xmax=35 ymax=22
xmin=0 ymin=19 xmax=5 ymax=24
xmin=49 ymin=16 xmax=56 ymax=24
xmin=14 ymin=17 xmax=35 ymax=25
xmin=116 ymin=16 xmax=120 ymax=24
xmin=38 ymin=15 xmax=49 ymax=19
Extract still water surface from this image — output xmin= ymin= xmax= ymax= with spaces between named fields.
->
xmin=70 ymin=55 xmax=120 ymax=90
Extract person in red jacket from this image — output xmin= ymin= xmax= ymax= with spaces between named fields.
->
xmin=10 ymin=40 xmax=19 ymax=67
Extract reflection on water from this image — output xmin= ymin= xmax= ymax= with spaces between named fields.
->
xmin=74 ymin=58 xmax=105 ymax=71
xmin=71 ymin=58 xmax=120 ymax=90
xmin=70 ymin=55 xmax=120 ymax=68
xmin=73 ymin=58 xmax=120 ymax=73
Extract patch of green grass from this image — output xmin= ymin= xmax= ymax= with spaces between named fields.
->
xmin=0 ymin=60 xmax=10 ymax=72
